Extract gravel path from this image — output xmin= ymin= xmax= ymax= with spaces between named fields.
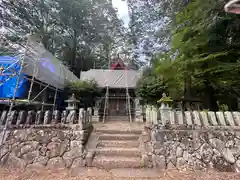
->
xmin=0 ymin=168 xmax=240 ymax=180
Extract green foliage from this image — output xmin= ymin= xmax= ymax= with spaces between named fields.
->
xmin=153 ymin=53 xmax=184 ymax=98
xmin=218 ymin=104 xmax=229 ymax=112
xmin=136 ymin=72 xmax=167 ymax=105
xmin=170 ymin=0 xmax=240 ymax=110
xmin=137 ymin=52 xmax=184 ymax=103
xmin=0 ymin=35 xmax=19 ymax=56
xmin=0 ymin=47 xmax=14 ymax=56
xmin=64 ymin=80 xmax=101 ymax=106
xmin=134 ymin=0 xmax=240 ymax=110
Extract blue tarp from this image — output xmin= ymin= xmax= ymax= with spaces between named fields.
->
xmin=0 ymin=56 xmax=27 ymax=98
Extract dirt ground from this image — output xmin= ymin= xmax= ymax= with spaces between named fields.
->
xmin=0 ymin=168 xmax=240 ymax=180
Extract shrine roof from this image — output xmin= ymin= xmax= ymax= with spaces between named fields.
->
xmin=80 ymin=69 xmax=141 ymax=88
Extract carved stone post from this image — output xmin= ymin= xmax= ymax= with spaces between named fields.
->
xmin=26 ymin=111 xmax=35 ymax=125
xmin=134 ymin=98 xmax=143 ymax=122
xmin=16 ymin=111 xmax=27 ymax=126
xmin=78 ymin=108 xmax=84 ymax=129
xmin=0 ymin=111 xmax=8 ymax=125
xmin=6 ymin=110 xmax=18 ymax=127
xmin=61 ymin=110 xmax=67 ymax=124
xmin=43 ymin=110 xmax=52 ymax=125
xmin=92 ymin=107 xmax=100 ymax=122
xmin=152 ymin=106 xmax=158 ymax=125
xmin=52 ymin=110 xmax=61 ymax=124
xmin=145 ymin=105 xmax=152 ymax=125
xmin=36 ymin=110 xmax=44 ymax=125
xmin=66 ymin=110 xmax=76 ymax=124
xmin=87 ymin=107 xmax=92 ymax=123
xmin=79 ymin=130 xmax=84 ymax=154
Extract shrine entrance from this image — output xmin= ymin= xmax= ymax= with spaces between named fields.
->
xmin=98 ymin=88 xmax=135 ymax=121
xmin=108 ymin=98 xmax=127 ymax=118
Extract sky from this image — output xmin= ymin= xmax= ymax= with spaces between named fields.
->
xmin=112 ymin=0 xmax=130 ymax=26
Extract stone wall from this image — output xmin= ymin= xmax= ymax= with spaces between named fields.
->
xmin=0 ymin=125 xmax=92 ymax=169
xmin=0 ymin=108 xmax=93 ymax=169
xmin=142 ymin=109 xmax=240 ymax=172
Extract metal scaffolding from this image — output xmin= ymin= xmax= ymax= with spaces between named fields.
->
xmin=0 ymin=32 xmax=79 ymax=145
xmin=125 ymin=69 xmax=132 ymax=122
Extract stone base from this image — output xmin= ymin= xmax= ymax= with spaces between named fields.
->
xmin=86 ymin=151 xmax=95 ymax=166
xmin=135 ymin=117 xmax=143 ymax=123
xmin=92 ymin=116 xmax=100 ymax=122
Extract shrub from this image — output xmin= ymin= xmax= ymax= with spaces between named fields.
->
xmin=136 ymin=75 xmax=167 ymax=105
xmin=64 ymin=80 xmax=101 ymax=107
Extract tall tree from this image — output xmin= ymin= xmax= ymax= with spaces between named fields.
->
xmin=171 ymin=0 xmax=240 ymax=110
xmin=127 ymin=0 xmax=185 ymax=61
xmin=0 ymin=0 xmax=127 ymax=75
xmin=0 ymin=0 xmax=60 ymax=52
xmin=136 ymin=0 xmax=240 ymax=110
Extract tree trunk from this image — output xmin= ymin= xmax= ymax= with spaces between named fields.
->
xmin=204 ymin=80 xmax=218 ymax=111
xmin=69 ymin=29 xmax=78 ymax=75
xmin=184 ymin=74 xmax=192 ymax=99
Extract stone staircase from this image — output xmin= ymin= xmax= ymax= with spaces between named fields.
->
xmin=87 ymin=122 xmax=144 ymax=169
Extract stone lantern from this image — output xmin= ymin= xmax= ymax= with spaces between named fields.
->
xmin=65 ymin=93 xmax=80 ymax=111
xmin=158 ymin=93 xmax=173 ymax=126
xmin=158 ymin=93 xmax=173 ymax=110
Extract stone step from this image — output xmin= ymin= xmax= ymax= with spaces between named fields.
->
xmin=99 ymin=134 xmax=139 ymax=141
xmin=92 ymin=155 xmax=143 ymax=169
xmin=96 ymin=147 xmax=141 ymax=157
xmin=95 ymin=129 xmax=142 ymax=135
xmin=98 ymin=140 xmax=139 ymax=148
